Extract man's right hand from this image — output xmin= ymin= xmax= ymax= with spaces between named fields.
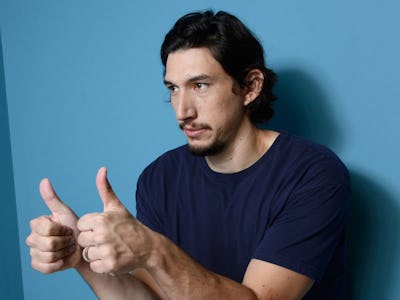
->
xmin=26 ymin=178 xmax=83 ymax=273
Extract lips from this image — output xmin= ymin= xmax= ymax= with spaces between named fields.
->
xmin=179 ymin=122 xmax=210 ymax=138
xmin=184 ymin=127 xmax=207 ymax=138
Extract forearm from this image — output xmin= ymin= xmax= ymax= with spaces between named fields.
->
xmin=146 ymin=235 xmax=258 ymax=300
xmin=76 ymin=262 xmax=160 ymax=300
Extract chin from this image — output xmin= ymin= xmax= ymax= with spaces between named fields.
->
xmin=187 ymin=140 xmax=226 ymax=157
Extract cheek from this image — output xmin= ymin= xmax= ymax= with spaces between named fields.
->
xmin=209 ymin=104 xmax=244 ymax=133
xmin=218 ymin=98 xmax=245 ymax=120
xmin=199 ymin=90 xmax=245 ymax=125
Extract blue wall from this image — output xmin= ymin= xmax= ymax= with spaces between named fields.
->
xmin=0 ymin=30 xmax=24 ymax=300
xmin=1 ymin=1 xmax=399 ymax=299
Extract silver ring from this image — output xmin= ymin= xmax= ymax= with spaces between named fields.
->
xmin=82 ymin=247 xmax=92 ymax=263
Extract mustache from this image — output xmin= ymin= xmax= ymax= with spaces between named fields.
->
xmin=179 ymin=122 xmax=212 ymax=131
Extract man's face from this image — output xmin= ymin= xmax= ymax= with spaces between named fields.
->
xmin=164 ymin=48 xmax=247 ymax=156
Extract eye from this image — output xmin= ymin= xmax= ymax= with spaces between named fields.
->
xmin=167 ymin=85 xmax=179 ymax=95
xmin=195 ymin=82 xmax=208 ymax=90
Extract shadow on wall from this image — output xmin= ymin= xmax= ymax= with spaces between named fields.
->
xmin=347 ymin=171 xmax=400 ymax=300
xmin=267 ymin=68 xmax=341 ymax=149
xmin=0 ymin=29 xmax=24 ymax=300
xmin=267 ymin=68 xmax=400 ymax=299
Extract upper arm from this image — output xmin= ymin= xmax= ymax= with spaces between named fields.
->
xmin=242 ymin=259 xmax=314 ymax=300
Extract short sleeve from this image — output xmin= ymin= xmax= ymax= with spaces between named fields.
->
xmin=135 ymin=170 xmax=166 ymax=235
xmin=253 ymin=156 xmax=351 ymax=281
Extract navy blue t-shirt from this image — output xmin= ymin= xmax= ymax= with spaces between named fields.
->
xmin=136 ymin=132 xmax=351 ymax=299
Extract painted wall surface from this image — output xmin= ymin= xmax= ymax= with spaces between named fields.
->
xmin=0 ymin=30 xmax=24 ymax=300
xmin=1 ymin=1 xmax=399 ymax=299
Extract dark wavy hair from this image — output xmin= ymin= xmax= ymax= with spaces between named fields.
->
xmin=160 ymin=10 xmax=277 ymax=124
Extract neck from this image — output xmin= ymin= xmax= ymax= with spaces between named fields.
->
xmin=205 ymin=126 xmax=279 ymax=174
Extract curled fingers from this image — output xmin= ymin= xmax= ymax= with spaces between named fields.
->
xmin=30 ymin=243 xmax=76 ymax=263
xmin=30 ymin=216 xmax=73 ymax=236
xmin=26 ymin=231 xmax=75 ymax=252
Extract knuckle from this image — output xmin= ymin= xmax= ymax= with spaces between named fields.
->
xmin=95 ymin=215 xmax=108 ymax=227
xmin=77 ymin=216 xmax=89 ymax=231
xmin=89 ymin=261 xmax=101 ymax=274
xmin=106 ymin=258 xmax=118 ymax=272
xmin=45 ymin=222 xmax=60 ymax=236
xmin=76 ymin=234 xmax=84 ymax=246
xmin=103 ymin=246 xmax=114 ymax=258
xmin=29 ymin=219 xmax=36 ymax=229
xmin=45 ymin=238 xmax=58 ymax=250
xmin=31 ymin=260 xmax=38 ymax=270
xmin=30 ymin=218 xmax=44 ymax=231
xmin=94 ymin=233 xmax=108 ymax=244
xmin=41 ymin=265 xmax=54 ymax=274
xmin=76 ymin=218 xmax=83 ymax=230
xmin=25 ymin=235 xmax=33 ymax=246
xmin=43 ymin=252 xmax=58 ymax=263
xmin=41 ymin=225 xmax=52 ymax=236
xmin=31 ymin=260 xmax=52 ymax=274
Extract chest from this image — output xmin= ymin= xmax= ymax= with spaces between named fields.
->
xmin=163 ymin=173 xmax=290 ymax=253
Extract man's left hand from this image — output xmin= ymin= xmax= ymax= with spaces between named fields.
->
xmin=77 ymin=167 xmax=155 ymax=275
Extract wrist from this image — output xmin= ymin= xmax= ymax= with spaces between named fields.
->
xmin=74 ymin=258 xmax=90 ymax=274
xmin=144 ymin=232 xmax=168 ymax=272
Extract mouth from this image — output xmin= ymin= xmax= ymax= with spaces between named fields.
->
xmin=184 ymin=127 xmax=207 ymax=138
xmin=179 ymin=123 xmax=210 ymax=139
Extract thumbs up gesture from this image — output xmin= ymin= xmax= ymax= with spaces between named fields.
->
xmin=26 ymin=179 xmax=82 ymax=273
xmin=77 ymin=167 xmax=153 ymax=275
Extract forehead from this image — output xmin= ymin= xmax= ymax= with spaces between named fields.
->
xmin=164 ymin=48 xmax=227 ymax=82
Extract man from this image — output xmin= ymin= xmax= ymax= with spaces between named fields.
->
xmin=26 ymin=11 xmax=350 ymax=299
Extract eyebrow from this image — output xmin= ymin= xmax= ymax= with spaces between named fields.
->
xmin=163 ymin=74 xmax=213 ymax=86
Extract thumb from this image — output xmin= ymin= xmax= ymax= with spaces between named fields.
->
xmin=96 ymin=167 xmax=125 ymax=212
xmin=39 ymin=178 xmax=71 ymax=215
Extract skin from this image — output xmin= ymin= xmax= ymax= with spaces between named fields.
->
xmin=26 ymin=48 xmax=314 ymax=299
xmin=165 ymin=48 xmax=276 ymax=173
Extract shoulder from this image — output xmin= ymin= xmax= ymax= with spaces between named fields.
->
xmin=138 ymin=144 xmax=194 ymax=181
xmin=136 ymin=144 xmax=190 ymax=209
xmin=276 ymin=132 xmax=340 ymax=160
xmin=149 ymin=144 xmax=193 ymax=168
xmin=273 ymin=132 xmax=350 ymax=187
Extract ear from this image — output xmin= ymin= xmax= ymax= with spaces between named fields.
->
xmin=243 ymin=69 xmax=264 ymax=106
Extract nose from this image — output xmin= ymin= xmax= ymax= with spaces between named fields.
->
xmin=173 ymin=90 xmax=197 ymax=121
